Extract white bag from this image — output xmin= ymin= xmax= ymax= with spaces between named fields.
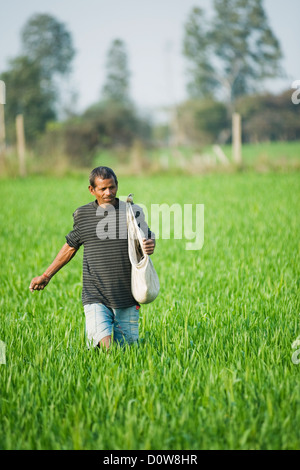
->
xmin=126 ymin=195 xmax=160 ymax=304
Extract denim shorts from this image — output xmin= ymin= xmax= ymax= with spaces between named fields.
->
xmin=84 ymin=303 xmax=140 ymax=348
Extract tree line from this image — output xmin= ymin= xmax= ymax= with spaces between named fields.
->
xmin=0 ymin=0 xmax=299 ymax=166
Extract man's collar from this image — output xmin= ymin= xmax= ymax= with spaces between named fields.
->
xmin=93 ymin=198 xmax=119 ymax=209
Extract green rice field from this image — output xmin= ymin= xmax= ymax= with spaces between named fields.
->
xmin=0 ymin=170 xmax=299 ymax=450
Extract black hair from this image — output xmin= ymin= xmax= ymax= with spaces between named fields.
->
xmin=89 ymin=166 xmax=118 ymax=188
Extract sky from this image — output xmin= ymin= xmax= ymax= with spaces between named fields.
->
xmin=0 ymin=0 xmax=299 ymax=119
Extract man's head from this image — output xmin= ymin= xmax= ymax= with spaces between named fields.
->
xmin=88 ymin=166 xmax=118 ymax=207
xmin=89 ymin=166 xmax=118 ymax=188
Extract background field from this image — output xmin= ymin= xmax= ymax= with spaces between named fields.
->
xmin=0 ymin=168 xmax=299 ymax=450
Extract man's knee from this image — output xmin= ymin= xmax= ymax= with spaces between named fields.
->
xmin=97 ymin=335 xmax=111 ymax=349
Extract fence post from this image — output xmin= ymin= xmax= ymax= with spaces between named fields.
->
xmin=16 ymin=114 xmax=26 ymax=177
xmin=130 ymin=139 xmax=143 ymax=173
xmin=0 ymin=80 xmax=6 ymax=160
xmin=232 ymin=112 xmax=242 ymax=164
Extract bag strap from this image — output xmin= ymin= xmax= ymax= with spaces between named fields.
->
xmin=126 ymin=193 xmax=134 ymax=203
xmin=126 ymin=193 xmax=147 ymax=258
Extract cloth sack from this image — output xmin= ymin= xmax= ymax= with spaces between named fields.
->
xmin=126 ymin=195 xmax=160 ymax=304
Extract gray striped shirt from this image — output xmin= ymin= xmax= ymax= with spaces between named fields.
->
xmin=65 ymin=198 xmax=152 ymax=308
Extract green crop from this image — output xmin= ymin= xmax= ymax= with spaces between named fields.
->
xmin=0 ymin=172 xmax=299 ymax=450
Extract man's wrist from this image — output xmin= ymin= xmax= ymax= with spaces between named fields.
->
xmin=42 ymin=272 xmax=51 ymax=281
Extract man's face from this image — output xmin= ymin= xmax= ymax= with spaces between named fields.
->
xmin=89 ymin=177 xmax=118 ymax=206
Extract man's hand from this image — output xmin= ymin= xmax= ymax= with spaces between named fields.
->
xmin=142 ymin=238 xmax=155 ymax=255
xmin=29 ymin=243 xmax=77 ymax=293
xmin=29 ymin=275 xmax=50 ymax=292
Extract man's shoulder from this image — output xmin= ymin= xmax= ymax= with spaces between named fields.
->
xmin=131 ymin=202 xmax=146 ymax=218
xmin=117 ymin=199 xmax=144 ymax=213
xmin=119 ymin=201 xmax=146 ymax=220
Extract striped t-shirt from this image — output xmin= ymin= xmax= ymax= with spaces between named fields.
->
xmin=65 ymin=198 xmax=153 ymax=308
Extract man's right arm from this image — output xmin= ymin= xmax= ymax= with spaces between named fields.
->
xmin=29 ymin=243 xmax=77 ymax=292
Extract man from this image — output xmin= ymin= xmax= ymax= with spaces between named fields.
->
xmin=29 ymin=166 xmax=155 ymax=349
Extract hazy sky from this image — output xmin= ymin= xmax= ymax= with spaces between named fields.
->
xmin=0 ymin=0 xmax=299 ymax=116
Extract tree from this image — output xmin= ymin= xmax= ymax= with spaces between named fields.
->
xmin=236 ymin=90 xmax=300 ymax=142
xmin=101 ymin=39 xmax=131 ymax=104
xmin=0 ymin=13 xmax=75 ymax=144
xmin=176 ymin=99 xmax=229 ymax=145
xmin=21 ymin=13 xmax=75 ymax=81
xmin=1 ymin=13 xmax=76 ymax=145
xmin=21 ymin=13 xmax=76 ymax=118
xmin=183 ymin=0 xmax=283 ymax=113
xmin=0 ymin=56 xmax=56 ymax=143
